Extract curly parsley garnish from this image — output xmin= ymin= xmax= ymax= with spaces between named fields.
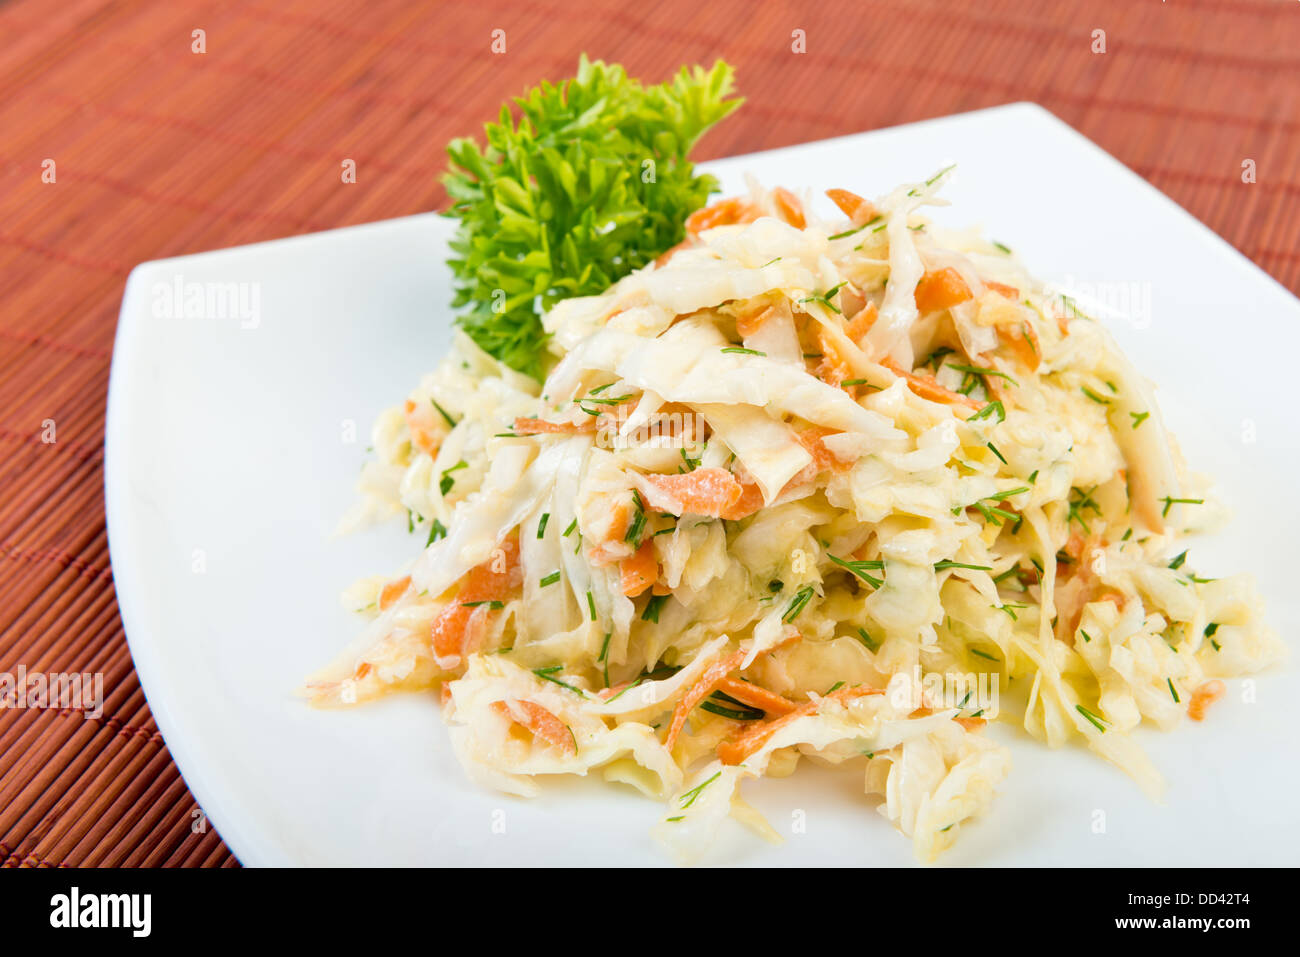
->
xmin=442 ymin=56 xmax=741 ymax=376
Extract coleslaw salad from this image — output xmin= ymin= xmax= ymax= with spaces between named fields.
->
xmin=305 ymin=170 xmax=1282 ymax=863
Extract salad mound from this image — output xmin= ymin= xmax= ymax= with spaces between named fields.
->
xmin=308 ymin=171 xmax=1282 ymax=863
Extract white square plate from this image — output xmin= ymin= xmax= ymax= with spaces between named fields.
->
xmin=106 ymin=103 xmax=1299 ymax=866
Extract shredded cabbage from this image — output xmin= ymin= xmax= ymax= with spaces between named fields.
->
xmin=306 ymin=174 xmax=1283 ymax=863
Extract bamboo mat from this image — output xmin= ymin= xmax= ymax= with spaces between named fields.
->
xmin=1 ymin=0 xmax=1297 ymax=869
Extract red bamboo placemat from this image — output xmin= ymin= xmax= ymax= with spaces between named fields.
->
xmin=1 ymin=0 xmax=1296 ymax=868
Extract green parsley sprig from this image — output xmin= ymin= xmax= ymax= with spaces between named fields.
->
xmin=443 ymin=56 xmax=742 ymax=377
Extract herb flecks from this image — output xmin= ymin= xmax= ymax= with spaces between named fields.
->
xmin=679 ymin=771 xmax=722 ymax=809
xmin=826 ymin=553 xmax=885 ymax=588
xmin=797 ymin=281 xmax=848 ymax=315
xmin=969 ymin=400 xmax=1005 ymax=423
xmin=642 ymin=594 xmax=669 ymax=623
xmin=945 ymin=362 xmax=1018 ymax=388
xmin=532 ymin=665 xmax=587 ymax=697
xmin=1076 ymin=704 xmax=1108 ymax=733
xmin=782 ymin=585 xmax=816 ymax=622
xmin=439 ymin=460 xmax=468 ymax=496
xmin=1161 ymin=496 xmax=1204 ymax=518
xmin=425 ymin=518 xmax=448 ymax=546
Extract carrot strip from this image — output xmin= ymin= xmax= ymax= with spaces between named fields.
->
xmin=773 ymin=187 xmax=806 ymax=229
xmin=714 ymin=677 xmax=796 ymax=717
xmin=795 ymin=427 xmax=845 ymax=472
xmin=639 ymin=468 xmax=767 ymax=522
xmin=881 ymin=357 xmax=979 ymax=409
xmin=825 ymin=188 xmax=878 ymax=225
xmin=717 ymin=685 xmax=882 ymax=765
xmin=813 ymin=326 xmax=855 ymax=391
xmin=619 ymin=539 xmax=659 ymax=598
xmin=914 ymin=268 xmax=973 ymax=313
xmin=665 ymin=650 xmax=746 ymax=749
xmin=597 ymin=679 xmax=634 ymax=701
xmin=1054 ymin=309 xmax=1071 ymax=337
xmin=985 ymin=280 xmax=1019 ymax=299
xmin=431 ymin=534 xmax=519 ymax=664
xmin=430 ymin=607 xmax=474 ymax=664
xmin=493 ymin=699 xmax=576 ymax=756
xmin=735 ymin=304 xmax=775 ymax=338
xmin=514 ymin=416 xmax=596 ymax=435
xmin=685 ymin=196 xmax=758 ymax=234
xmin=641 ymin=468 xmax=741 ymax=516
xmin=998 ymin=321 xmax=1041 ymax=371
xmin=722 ymin=482 xmax=765 ymax=520
xmin=1188 ymin=679 xmax=1226 ymax=722
xmin=378 ymin=575 xmax=411 ymax=611
xmin=845 ymin=301 xmax=878 ymax=342
xmin=404 ymin=399 xmax=440 ymax=455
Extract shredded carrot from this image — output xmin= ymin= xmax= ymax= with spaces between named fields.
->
xmin=492 ymin=699 xmax=576 ymax=756
xmin=714 ymin=677 xmax=796 ymax=717
xmin=985 ymin=280 xmax=1019 ymax=299
xmin=845 ymin=301 xmax=878 ymax=342
xmin=955 ymin=716 xmax=987 ymax=731
xmin=597 ymin=679 xmax=634 ymax=701
xmin=773 ymin=187 xmax=806 ymax=229
xmin=430 ymin=606 xmax=475 ymax=663
xmin=404 ymin=399 xmax=441 ymax=455
xmin=795 ymin=427 xmax=845 ymax=472
xmin=1062 ymin=531 xmax=1090 ymax=564
xmin=611 ymin=498 xmax=632 ymax=538
xmin=1054 ymin=534 xmax=1128 ymax=642
xmin=641 ymin=468 xmax=745 ymax=519
xmin=881 ymin=357 xmax=979 ymax=409
xmin=1188 ymin=679 xmax=1226 ymax=721
xmin=722 ymin=481 xmax=766 ymax=520
xmin=514 ymin=416 xmax=597 ymax=435
xmin=431 ymin=534 xmax=519 ymax=664
xmin=353 ymin=662 xmax=371 ymax=680
xmin=998 ymin=320 xmax=1041 ymax=371
xmin=825 ymin=188 xmax=878 ymax=225
xmin=685 ymin=196 xmax=758 ymax=234
xmin=735 ymin=304 xmax=775 ymax=338
xmin=665 ymin=650 xmax=746 ymax=749
xmin=378 ymin=575 xmax=411 ymax=611
xmin=717 ymin=685 xmax=882 ymax=765
xmin=914 ymin=268 xmax=973 ymax=313
xmin=619 ymin=539 xmax=659 ymax=598
xmin=812 ymin=326 xmax=858 ymax=396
